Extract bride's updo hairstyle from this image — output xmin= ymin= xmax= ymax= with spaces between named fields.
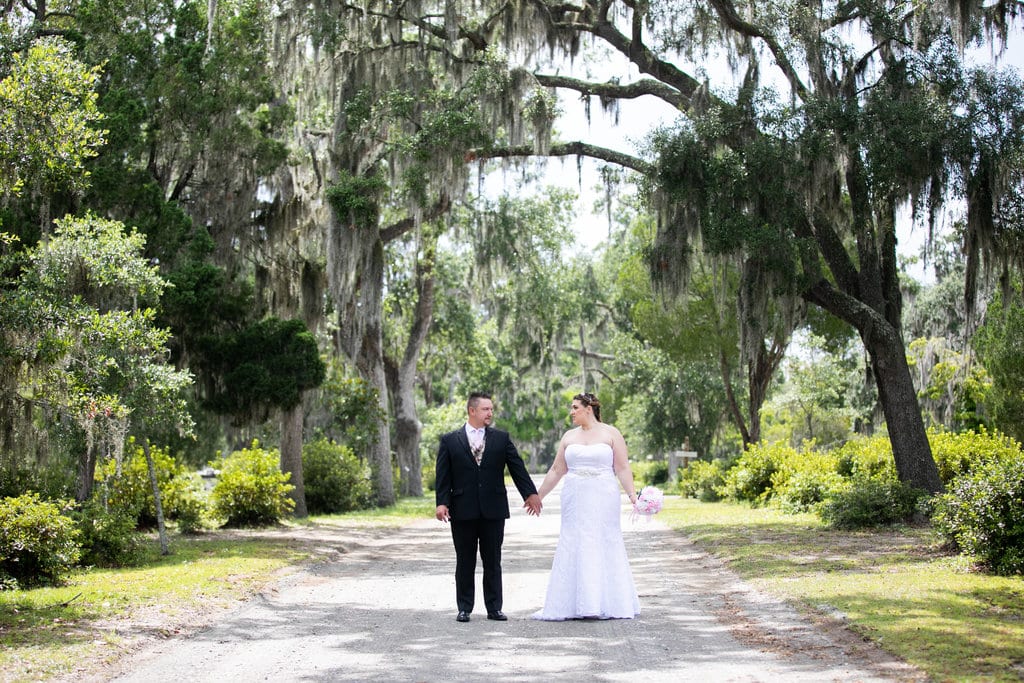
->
xmin=573 ymin=392 xmax=601 ymax=421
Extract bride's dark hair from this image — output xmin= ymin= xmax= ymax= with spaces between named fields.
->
xmin=573 ymin=392 xmax=601 ymax=421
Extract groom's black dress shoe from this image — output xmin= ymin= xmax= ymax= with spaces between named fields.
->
xmin=456 ymin=611 xmax=470 ymax=622
xmin=486 ymin=611 xmax=508 ymax=621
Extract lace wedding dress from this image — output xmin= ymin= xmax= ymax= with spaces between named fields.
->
xmin=533 ymin=442 xmax=640 ymax=620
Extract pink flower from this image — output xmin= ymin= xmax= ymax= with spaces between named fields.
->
xmin=633 ymin=486 xmax=664 ymax=516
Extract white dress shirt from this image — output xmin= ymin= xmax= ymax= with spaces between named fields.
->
xmin=465 ymin=425 xmax=485 ymax=449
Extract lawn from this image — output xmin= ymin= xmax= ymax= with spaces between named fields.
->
xmin=659 ymin=496 xmax=1024 ymax=682
xmin=2 ymin=495 xmax=1020 ymax=682
xmin=0 ymin=498 xmax=434 ymax=683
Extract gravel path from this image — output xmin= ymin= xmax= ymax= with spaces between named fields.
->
xmin=104 ymin=483 xmax=922 ymax=682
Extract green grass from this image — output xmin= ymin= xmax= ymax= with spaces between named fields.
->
xmin=0 ymin=533 xmax=312 ymax=682
xmin=4 ymin=494 xmax=1019 ymax=682
xmin=660 ymin=496 xmax=1024 ymax=682
xmin=312 ymin=495 xmax=434 ymax=525
xmin=0 ymin=498 xmax=435 ymax=681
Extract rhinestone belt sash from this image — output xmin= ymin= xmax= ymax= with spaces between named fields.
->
xmin=568 ymin=468 xmax=613 ymax=478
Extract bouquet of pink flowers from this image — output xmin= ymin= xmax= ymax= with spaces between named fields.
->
xmin=632 ymin=485 xmax=664 ymax=516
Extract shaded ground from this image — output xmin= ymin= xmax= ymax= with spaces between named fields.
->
xmin=84 ymin=484 xmax=925 ymax=682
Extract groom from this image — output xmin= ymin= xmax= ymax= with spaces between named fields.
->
xmin=435 ymin=392 xmax=542 ymax=622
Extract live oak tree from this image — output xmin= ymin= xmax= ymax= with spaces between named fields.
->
xmin=2 ymin=0 xmax=297 ymax=451
xmin=466 ymin=189 xmax=594 ymax=461
xmin=9 ymin=0 xmax=1019 ymax=503
xmin=634 ymin=1 xmax=1024 ymax=493
xmin=613 ymin=234 xmax=735 ymax=457
xmin=301 ymin=0 xmax=1024 ymax=494
xmin=284 ymin=28 xmax=558 ymax=504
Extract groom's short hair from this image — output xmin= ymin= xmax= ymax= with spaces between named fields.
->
xmin=468 ymin=391 xmax=492 ymax=409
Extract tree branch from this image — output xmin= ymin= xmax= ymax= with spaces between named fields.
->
xmin=808 ymin=209 xmax=860 ymax=295
xmin=380 ymin=193 xmax=451 ymax=243
xmin=535 ymin=73 xmax=687 ymax=109
xmin=706 ymin=0 xmax=809 ymax=101
xmin=469 ymin=141 xmax=652 ymax=175
xmin=563 ymin=347 xmax=616 ymax=361
xmin=802 ymin=278 xmax=895 ymax=350
xmin=534 ymin=0 xmax=710 ymax=111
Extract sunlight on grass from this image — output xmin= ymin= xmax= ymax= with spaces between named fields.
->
xmin=660 ymin=496 xmax=1024 ymax=682
xmin=4 ymin=495 xmax=1020 ymax=682
xmin=0 ymin=501 xmax=434 ymax=681
xmin=311 ymin=495 xmax=434 ymax=526
xmin=0 ymin=536 xmax=311 ymax=682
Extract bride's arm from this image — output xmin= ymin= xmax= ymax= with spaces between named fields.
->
xmin=536 ymin=439 xmax=568 ymax=500
xmin=610 ymin=426 xmax=637 ymax=504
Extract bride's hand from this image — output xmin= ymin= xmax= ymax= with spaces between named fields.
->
xmin=524 ymin=494 xmax=542 ymax=516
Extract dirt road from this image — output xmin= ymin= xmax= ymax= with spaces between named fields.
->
xmin=104 ymin=484 xmax=921 ymax=682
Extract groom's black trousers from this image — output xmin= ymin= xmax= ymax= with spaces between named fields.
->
xmin=450 ymin=518 xmax=505 ymax=613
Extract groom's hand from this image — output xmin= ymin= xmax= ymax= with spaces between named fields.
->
xmin=523 ymin=494 xmax=542 ymax=516
xmin=435 ymin=505 xmax=450 ymax=522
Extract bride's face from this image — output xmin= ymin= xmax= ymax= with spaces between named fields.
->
xmin=569 ymin=400 xmax=588 ymax=425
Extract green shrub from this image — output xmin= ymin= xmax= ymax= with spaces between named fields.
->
xmin=818 ymin=477 xmax=925 ymax=529
xmin=302 ymin=438 xmax=372 ymax=514
xmin=631 ymin=459 xmax=669 ymax=487
xmin=74 ymin=499 xmax=145 ymax=567
xmin=769 ymin=448 xmax=844 ymax=513
xmin=933 ymin=457 xmax=1024 ymax=575
xmin=833 ymin=435 xmax=896 ymax=480
xmin=678 ymin=460 xmax=725 ymax=502
xmin=775 ymin=469 xmax=846 ymax=513
xmin=928 ymin=426 xmax=1023 ymax=485
xmin=718 ymin=441 xmax=786 ymax=503
xmin=171 ymin=473 xmax=211 ymax=534
xmin=0 ymin=493 xmax=81 ymax=587
xmin=96 ymin=441 xmax=210 ymax=530
xmin=210 ymin=443 xmax=294 ymax=527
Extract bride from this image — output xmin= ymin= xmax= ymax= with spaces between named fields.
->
xmin=532 ymin=392 xmax=641 ymax=620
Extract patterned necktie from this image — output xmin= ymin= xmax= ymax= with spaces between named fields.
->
xmin=471 ymin=430 xmax=484 ymax=465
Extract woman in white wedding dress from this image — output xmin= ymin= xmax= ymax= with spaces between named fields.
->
xmin=532 ymin=392 xmax=641 ymax=620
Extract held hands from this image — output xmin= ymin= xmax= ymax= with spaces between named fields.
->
xmin=523 ymin=494 xmax=542 ymax=516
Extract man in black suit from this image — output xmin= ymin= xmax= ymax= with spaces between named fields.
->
xmin=435 ymin=392 xmax=542 ymax=623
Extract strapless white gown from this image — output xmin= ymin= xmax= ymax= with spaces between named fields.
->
xmin=533 ymin=443 xmax=640 ymax=620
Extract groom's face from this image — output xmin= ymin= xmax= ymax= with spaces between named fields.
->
xmin=468 ymin=398 xmax=494 ymax=429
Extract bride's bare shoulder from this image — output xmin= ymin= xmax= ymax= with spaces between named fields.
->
xmin=560 ymin=427 xmax=584 ymax=445
xmin=600 ymin=423 xmax=623 ymax=438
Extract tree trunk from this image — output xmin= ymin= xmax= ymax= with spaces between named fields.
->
xmin=390 ymin=370 xmax=423 ymax=497
xmin=864 ymin=334 xmax=943 ymax=493
xmin=280 ymin=401 xmax=307 ymax=517
xmin=387 ymin=248 xmax=436 ymax=497
xmin=363 ymin=357 xmax=395 ymax=506
xmin=75 ymin=441 xmax=96 ymax=503
xmin=746 ymin=339 xmax=786 ymax=445
xmin=805 ymin=279 xmax=943 ymax=493
xmin=141 ymin=438 xmax=169 ymax=555
xmin=718 ymin=350 xmax=751 ymax=447
xmin=328 ymin=223 xmax=395 ymax=507
xmin=737 ymin=258 xmax=792 ymax=447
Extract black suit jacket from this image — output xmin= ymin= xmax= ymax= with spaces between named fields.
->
xmin=435 ymin=425 xmax=537 ymax=520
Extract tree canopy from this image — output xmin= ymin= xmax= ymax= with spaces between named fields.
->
xmin=2 ymin=0 xmax=1023 ymax=509
xmin=300 ymin=0 xmax=1024 ymax=493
